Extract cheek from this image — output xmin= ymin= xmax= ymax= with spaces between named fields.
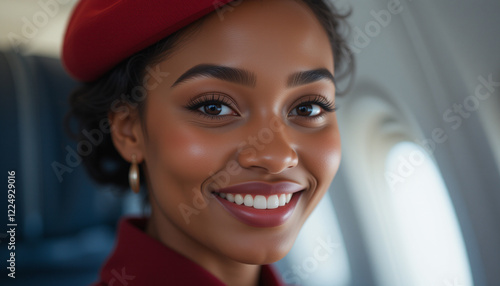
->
xmin=299 ymin=124 xmax=341 ymax=186
xmin=143 ymin=101 xmax=237 ymax=194
xmin=146 ymin=123 xmax=221 ymax=187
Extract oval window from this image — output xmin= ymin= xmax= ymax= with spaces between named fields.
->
xmin=384 ymin=141 xmax=473 ymax=286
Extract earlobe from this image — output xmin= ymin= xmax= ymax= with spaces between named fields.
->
xmin=108 ymin=106 xmax=145 ymax=163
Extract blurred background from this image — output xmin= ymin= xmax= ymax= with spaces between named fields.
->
xmin=1 ymin=0 xmax=499 ymax=285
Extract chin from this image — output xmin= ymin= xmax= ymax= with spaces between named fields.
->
xmin=216 ymin=212 xmax=310 ymax=265
xmin=227 ymin=232 xmax=299 ymax=265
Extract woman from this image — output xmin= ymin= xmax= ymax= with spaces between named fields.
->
xmin=63 ymin=0 xmax=353 ymax=285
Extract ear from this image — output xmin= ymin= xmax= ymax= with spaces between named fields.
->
xmin=109 ymin=105 xmax=145 ymax=163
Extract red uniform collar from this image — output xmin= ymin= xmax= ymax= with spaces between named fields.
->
xmin=92 ymin=217 xmax=285 ymax=286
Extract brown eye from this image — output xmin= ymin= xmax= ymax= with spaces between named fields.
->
xmin=204 ymin=104 xmax=222 ymax=115
xmin=291 ymin=104 xmax=322 ymax=117
xmin=198 ymin=103 xmax=235 ymax=116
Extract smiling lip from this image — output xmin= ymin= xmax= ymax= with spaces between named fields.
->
xmin=214 ymin=181 xmax=304 ymax=195
xmin=212 ymin=181 xmax=305 ymax=228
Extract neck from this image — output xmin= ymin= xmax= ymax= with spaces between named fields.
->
xmin=146 ymin=211 xmax=261 ymax=286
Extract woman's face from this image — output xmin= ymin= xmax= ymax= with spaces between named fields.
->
xmin=140 ymin=0 xmax=341 ymax=265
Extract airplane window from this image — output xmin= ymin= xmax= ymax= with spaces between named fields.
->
xmin=384 ymin=141 xmax=473 ymax=286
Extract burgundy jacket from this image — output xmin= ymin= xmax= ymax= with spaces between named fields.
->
xmin=92 ymin=217 xmax=285 ymax=286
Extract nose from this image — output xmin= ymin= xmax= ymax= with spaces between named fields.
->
xmin=237 ymin=126 xmax=298 ymax=174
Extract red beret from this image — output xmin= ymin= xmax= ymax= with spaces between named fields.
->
xmin=63 ymin=0 xmax=235 ymax=82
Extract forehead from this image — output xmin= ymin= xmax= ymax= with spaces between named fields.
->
xmin=161 ymin=0 xmax=334 ymax=81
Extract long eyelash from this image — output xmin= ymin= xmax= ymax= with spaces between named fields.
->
xmin=298 ymin=95 xmax=337 ymax=113
xmin=185 ymin=93 xmax=236 ymax=111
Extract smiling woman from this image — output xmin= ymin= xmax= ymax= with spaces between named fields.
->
xmin=63 ymin=0 xmax=353 ymax=285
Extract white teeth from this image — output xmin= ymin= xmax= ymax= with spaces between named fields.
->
xmin=226 ymin=193 xmax=235 ymax=203
xmin=279 ymin=194 xmax=286 ymax=206
xmin=244 ymin=194 xmax=254 ymax=207
xmin=267 ymin=195 xmax=279 ymax=209
xmin=234 ymin=194 xmax=244 ymax=205
xmin=217 ymin=192 xmax=297 ymax=209
xmin=253 ymin=195 xmax=267 ymax=209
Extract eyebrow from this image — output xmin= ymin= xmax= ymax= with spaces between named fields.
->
xmin=287 ymin=68 xmax=336 ymax=88
xmin=171 ymin=64 xmax=335 ymax=88
xmin=171 ymin=64 xmax=257 ymax=87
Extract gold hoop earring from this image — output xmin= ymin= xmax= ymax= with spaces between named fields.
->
xmin=129 ymin=154 xmax=140 ymax=193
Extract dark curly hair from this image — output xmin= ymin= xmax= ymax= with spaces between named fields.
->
xmin=65 ymin=0 xmax=355 ymax=192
